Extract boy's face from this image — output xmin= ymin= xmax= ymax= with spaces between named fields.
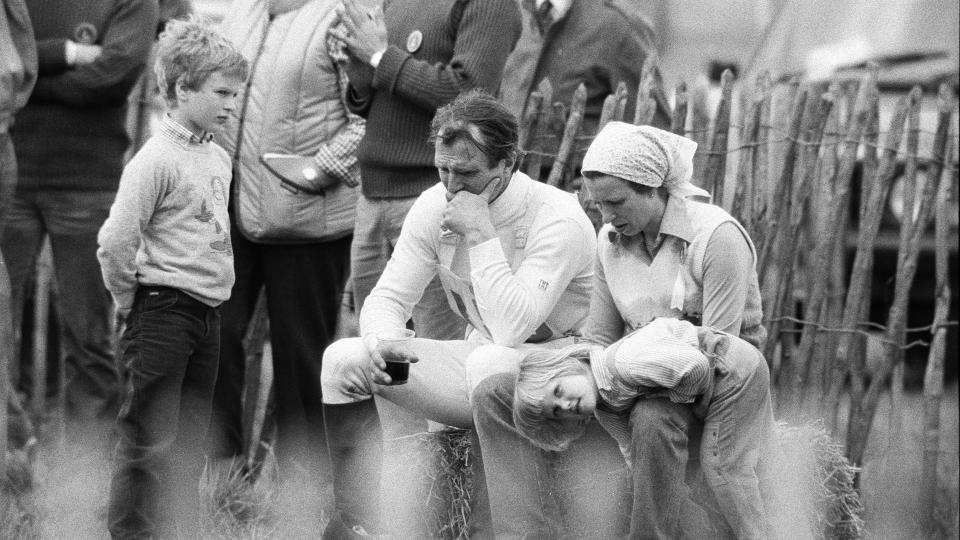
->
xmin=173 ymin=71 xmax=243 ymax=136
xmin=542 ymin=373 xmax=596 ymax=420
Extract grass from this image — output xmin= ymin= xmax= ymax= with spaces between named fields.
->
xmin=2 ymin=384 xmax=957 ymax=539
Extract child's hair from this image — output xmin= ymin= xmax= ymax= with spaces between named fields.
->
xmin=513 ymin=344 xmax=598 ymax=452
xmin=154 ymin=18 xmax=248 ymax=107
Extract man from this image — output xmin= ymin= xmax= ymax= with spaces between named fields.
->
xmin=2 ymin=0 xmax=158 ymax=434
xmin=499 ymin=0 xmax=671 ymax=180
xmin=330 ymin=0 xmax=522 ymax=344
xmin=320 ymin=91 xmax=627 ymax=538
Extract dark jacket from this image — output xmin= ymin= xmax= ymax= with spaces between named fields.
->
xmin=499 ymin=0 xmax=671 ymax=171
xmin=13 ymin=0 xmax=158 ymax=192
xmin=346 ymin=0 xmax=522 ymax=199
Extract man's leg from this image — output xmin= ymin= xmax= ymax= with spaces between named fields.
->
xmin=263 ymin=236 xmax=351 ymax=477
xmin=208 ymin=218 xmax=262 ymax=460
xmin=628 ymin=398 xmax=713 ymax=539
xmin=321 ymin=337 xmax=478 ymax=537
xmin=0 ymin=189 xmax=44 ymax=396
xmin=44 ymin=191 xmax=118 ymax=428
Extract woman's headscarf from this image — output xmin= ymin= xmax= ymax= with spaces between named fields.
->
xmin=581 ymin=122 xmax=710 ymax=200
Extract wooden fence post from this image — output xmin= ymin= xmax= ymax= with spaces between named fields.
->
xmin=920 ymin=130 xmax=955 ymax=537
xmin=847 ymin=83 xmax=954 ymax=477
xmin=547 ymin=84 xmax=587 ymax=188
xmin=1 ymin=251 xmax=11 ymax=476
xmin=31 ymin=237 xmax=53 ymax=418
xmin=705 ymin=69 xmax=735 ymax=206
xmin=823 ymin=89 xmax=915 ymax=427
xmin=524 ymin=79 xmax=553 ymax=181
xmin=670 ymin=82 xmax=688 ymax=136
xmin=241 ymin=286 xmax=271 ymax=477
xmin=633 ymin=56 xmax=659 ymax=126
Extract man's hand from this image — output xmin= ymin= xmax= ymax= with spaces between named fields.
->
xmin=441 ymin=178 xmax=499 ymax=245
xmin=331 ymin=1 xmax=388 ymax=66
xmin=361 ymin=333 xmax=420 ymax=386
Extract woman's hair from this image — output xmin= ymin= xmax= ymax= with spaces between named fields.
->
xmin=513 ymin=344 xmax=597 ymax=452
xmin=154 ymin=18 xmax=248 ymax=106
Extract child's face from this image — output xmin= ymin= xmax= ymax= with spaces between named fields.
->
xmin=174 ymin=71 xmax=243 ymax=136
xmin=542 ymin=373 xmax=596 ymax=420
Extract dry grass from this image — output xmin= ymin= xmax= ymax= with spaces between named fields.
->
xmin=2 ymin=385 xmax=956 ymax=539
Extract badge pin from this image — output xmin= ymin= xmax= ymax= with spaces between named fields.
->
xmin=406 ymin=30 xmax=423 ymax=53
xmin=73 ymin=22 xmax=98 ymax=44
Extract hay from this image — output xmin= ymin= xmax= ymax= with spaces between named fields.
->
xmin=387 ymin=428 xmax=476 ymax=540
xmin=768 ymin=421 xmax=865 ymax=540
xmin=398 ymin=422 xmax=864 ymax=540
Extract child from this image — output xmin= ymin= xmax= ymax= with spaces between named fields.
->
xmin=96 ymin=19 xmax=247 ymax=540
xmin=513 ymin=317 xmax=774 ymax=539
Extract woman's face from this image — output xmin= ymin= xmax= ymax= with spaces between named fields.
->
xmin=583 ymin=174 xmax=659 ymax=237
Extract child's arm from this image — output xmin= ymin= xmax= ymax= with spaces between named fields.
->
xmin=96 ymin=158 xmax=165 ymax=316
xmin=611 ymin=336 xmax=712 ymax=404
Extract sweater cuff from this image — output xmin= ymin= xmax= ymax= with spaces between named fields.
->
xmin=372 ymin=45 xmax=410 ymax=94
xmin=37 ymin=39 xmax=70 ymax=74
xmin=468 ymin=237 xmax=508 ymax=275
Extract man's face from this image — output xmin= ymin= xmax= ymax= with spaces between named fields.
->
xmin=435 ymin=135 xmax=510 ymax=203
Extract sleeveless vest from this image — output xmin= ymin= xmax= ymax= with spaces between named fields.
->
xmin=598 ymin=198 xmax=766 ymax=349
xmin=220 ymin=0 xmax=358 ymax=243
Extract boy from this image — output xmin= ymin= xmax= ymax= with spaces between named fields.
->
xmin=513 ymin=317 xmax=775 ymax=539
xmin=96 ymin=19 xmax=247 ymax=539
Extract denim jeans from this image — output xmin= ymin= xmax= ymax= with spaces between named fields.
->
xmin=0 ymin=188 xmax=119 ymax=422
xmin=471 ymin=372 xmax=631 ymax=540
xmin=697 ymin=334 xmax=775 ymax=540
xmin=108 ymin=286 xmax=220 ymax=539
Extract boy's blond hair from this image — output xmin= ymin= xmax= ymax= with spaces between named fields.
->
xmin=513 ymin=344 xmax=598 ymax=452
xmin=154 ymin=18 xmax=248 ymax=107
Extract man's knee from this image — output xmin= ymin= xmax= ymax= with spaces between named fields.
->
xmin=321 ymin=337 xmax=371 ymax=404
xmin=465 ymin=345 xmax=521 ymax=398
xmin=629 ymin=399 xmax=697 ymax=449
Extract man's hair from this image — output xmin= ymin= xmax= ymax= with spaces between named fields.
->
xmin=513 ymin=344 xmax=597 ymax=452
xmin=430 ymin=89 xmax=521 ymax=172
xmin=154 ymin=18 xmax=248 ymax=107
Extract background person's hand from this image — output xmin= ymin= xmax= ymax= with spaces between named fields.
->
xmin=332 ymin=1 xmax=387 ymax=65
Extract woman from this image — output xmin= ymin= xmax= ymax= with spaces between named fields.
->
xmin=578 ymin=121 xmax=770 ymax=538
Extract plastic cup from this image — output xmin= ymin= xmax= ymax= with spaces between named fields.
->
xmin=377 ymin=329 xmax=416 ymax=385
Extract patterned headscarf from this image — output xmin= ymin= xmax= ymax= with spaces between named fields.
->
xmin=581 ymin=122 xmax=710 ymax=200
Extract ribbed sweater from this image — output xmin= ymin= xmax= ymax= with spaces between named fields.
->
xmin=346 ymin=0 xmax=521 ymax=199
xmin=13 ymin=0 xmax=158 ymax=192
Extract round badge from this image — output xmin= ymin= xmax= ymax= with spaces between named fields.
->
xmin=73 ymin=22 xmax=98 ymax=44
xmin=406 ymin=30 xmax=423 ymax=53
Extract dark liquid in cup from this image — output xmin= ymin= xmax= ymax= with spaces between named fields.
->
xmin=385 ymin=361 xmax=409 ymax=384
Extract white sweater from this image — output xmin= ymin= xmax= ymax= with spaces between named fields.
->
xmin=360 ymin=172 xmax=595 ymax=346
xmin=97 ymin=117 xmax=235 ymax=311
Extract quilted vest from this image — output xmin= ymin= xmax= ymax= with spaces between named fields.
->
xmin=220 ymin=0 xmax=357 ymax=243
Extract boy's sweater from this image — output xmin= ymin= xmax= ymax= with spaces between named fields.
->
xmin=97 ymin=117 xmax=235 ymax=312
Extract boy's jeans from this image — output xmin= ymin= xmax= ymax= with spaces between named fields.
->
xmin=108 ymin=286 xmax=220 ymax=540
